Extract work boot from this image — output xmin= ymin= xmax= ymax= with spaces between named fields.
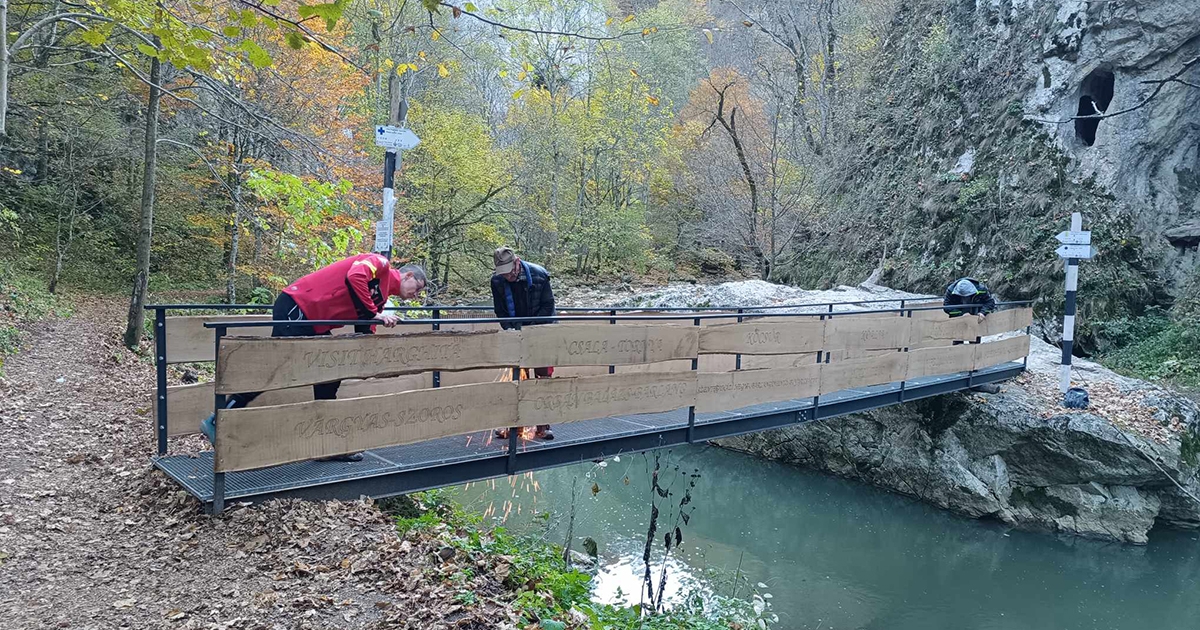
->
xmin=318 ymin=453 xmax=364 ymax=463
xmin=970 ymin=383 xmax=1002 ymax=394
xmin=535 ymin=425 xmax=555 ymax=440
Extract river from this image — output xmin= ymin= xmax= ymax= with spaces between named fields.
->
xmin=453 ymin=445 xmax=1200 ymax=630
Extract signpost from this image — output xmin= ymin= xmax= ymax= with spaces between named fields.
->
xmin=373 ymin=75 xmax=421 ymax=257
xmin=1056 ymin=213 xmax=1091 ymax=394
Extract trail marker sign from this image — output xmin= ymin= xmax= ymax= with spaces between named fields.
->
xmin=1055 ymin=243 xmax=1093 ymax=259
xmin=1055 ymin=230 xmax=1091 ymax=245
xmin=374 ymin=125 xmax=421 ymax=151
xmin=374 ymin=220 xmax=393 ymax=251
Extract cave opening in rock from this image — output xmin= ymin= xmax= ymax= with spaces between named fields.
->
xmin=1075 ymin=69 xmax=1114 ymax=146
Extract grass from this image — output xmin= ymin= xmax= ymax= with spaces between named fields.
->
xmin=386 ymin=491 xmax=778 ymax=630
xmin=1093 ymin=308 xmax=1200 ymax=392
xmin=1 ymin=269 xmax=73 ymax=373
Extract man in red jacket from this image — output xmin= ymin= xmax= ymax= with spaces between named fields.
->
xmin=201 ymin=254 xmax=427 ymax=462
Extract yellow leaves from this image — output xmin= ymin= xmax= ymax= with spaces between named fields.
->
xmin=605 ymin=17 xmax=614 ymax=26
xmin=418 ymin=50 xmax=427 ymax=60
xmin=512 ymin=89 xmax=525 ymax=99
xmin=641 ymin=26 xmax=658 ymax=36
xmin=646 ymin=95 xmax=659 ymax=106
xmin=523 ymin=61 xmax=533 ymax=72
xmin=703 ymin=28 xmax=714 ymax=44
xmin=622 ymin=14 xmax=635 ymax=23
xmin=464 ymin=2 xmax=477 ymax=11
xmin=431 ymin=29 xmax=440 ymax=41
xmin=498 ymin=69 xmax=508 ymax=78
xmin=438 ymin=63 xmax=449 ymax=77
xmin=2 ymin=167 xmax=22 ymax=175
xmin=517 ymin=71 xmax=527 ymax=81
xmin=396 ymin=63 xmax=419 ymax=75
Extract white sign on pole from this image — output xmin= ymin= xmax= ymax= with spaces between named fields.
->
xmin=1055 ymin=230 xmax=1091 ymax=245
xmin=374 ymin=220 xmax=393 ymax=250
xmin=374 ymin=125 xmax=421 ymax=151
xmin=1056 ymin=244 xmax=1093 ymax=259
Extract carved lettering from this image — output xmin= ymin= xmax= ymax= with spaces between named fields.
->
xmin=295 ymin=404 xmax=466 ymax=439
xmin=302 ymin=341 xmax=465 ymax=370
xmin=530 ymin=381 xmax=691 ymax=412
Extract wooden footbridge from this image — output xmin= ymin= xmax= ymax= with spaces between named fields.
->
xmin=147 ymin=299 xmax=1032 ymax=513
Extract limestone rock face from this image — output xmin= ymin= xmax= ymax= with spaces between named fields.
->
xmin=1025 ymin=0 xmax=1200 ymax=284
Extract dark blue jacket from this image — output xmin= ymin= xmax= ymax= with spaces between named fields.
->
xmin=942 ymin=277 xmax=997 ymax=317
xmin=491 ymin=261 xmax=555 ymax=329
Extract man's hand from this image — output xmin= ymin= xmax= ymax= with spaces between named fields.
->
xmin=975 ymin=313 xmax=987 ymax=322
xmin=378 ymin=313 xmax=401 ymax=328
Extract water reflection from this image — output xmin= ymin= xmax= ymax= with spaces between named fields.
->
xmin=454 ymin=445 xmax=1200 ymax=629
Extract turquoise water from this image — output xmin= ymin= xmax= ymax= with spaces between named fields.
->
xmin=453 ymin=445 xmax=1200 ymax=630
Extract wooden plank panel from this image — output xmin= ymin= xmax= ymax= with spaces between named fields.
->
xmin=516 ymin=372 xmax=697 ymax=426
xmin=696 ymin=365 xmax=821 ymax=413
xmin=520 ymin=324 xmax=699 ymax=367
xmin=553 ymin=366 xmax=611 ymax=377
xmin=698 ymin=319 xmax=826 ymax=355
xmin=824 ymin=316 xmax=912 ymax=352
xmin=159 ymin=373 xmax=435 ymax=436
xmin=615 ymin=360 xmax=694 ymax=374
xmin=819 ymin=354 xmax=907 ymax=394
xmin=165 ymin=315 xmax=272 ymax=364
xmin=698 ymin=354 xmax=737 ymax=373
xmin=215 ymin=382 xmax=517 ymax=472
xmin=906 ymin=344 xmax=976 ymax=380
xmin=980 ymin=307 xmax=1033 ymax=337
xmin=742 ymin=352 xmax=822 ymax=369
xmin=216 ymin=330 xmax=519 ymax=394
xmin=973 ymin=335 xmax=1030 ymax=370
xmin=912 ymin=316 xmax=979 ymax=348
xmin=907 ymin=302 xmax=949 ymax=320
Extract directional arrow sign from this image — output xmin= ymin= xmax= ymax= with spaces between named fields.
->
xmin=374 ymin=125 xmax=421 ymax=150
xmin=1055 ymin=230 xmax=1091 ymax=245
xmin=1056 ymin=243 xmax=1093 ymax=259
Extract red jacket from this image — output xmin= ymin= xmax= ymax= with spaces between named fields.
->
xmin=283 ymin=253 xmax=398 ymax=333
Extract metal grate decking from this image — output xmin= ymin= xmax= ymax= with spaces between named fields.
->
xmin=155 ymin=362 xmax=1023 ymax=510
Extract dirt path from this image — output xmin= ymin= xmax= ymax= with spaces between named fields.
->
xmin=0 ymin=297 xmax=514 ymax=629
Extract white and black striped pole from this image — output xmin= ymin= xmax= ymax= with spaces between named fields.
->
xmin=373 ymin=75 xmax=419 ymax=256
xmin=1055 ymin=212 xmax=1091 ymax=393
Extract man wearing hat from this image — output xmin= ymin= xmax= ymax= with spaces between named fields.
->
xmin=200 ymin=253 xmax=427 ymax=460
xmin=490 ymin=246 xmax=556 ymax=440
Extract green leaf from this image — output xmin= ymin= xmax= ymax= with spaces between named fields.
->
xmin=285 ymin=31 xmax=307 ymax=49
xmin=222 ymin=25 xmax=241 ymax=38
xmin=189 ymin=27 xmax=213 ymax=42
xmin=464 ymin=1 xmax=477 ymax=10
xmin=79 ymin=28 xmax=108 ymax=47
xmin=136 ymin=43 xmax=160 ymax=59
xmin=421 ymin=0 xmax=440 ymax=13
xmin=299 ymin=1 xmax=345 ymax=32
xmin=239 ymin=39 xmax=273 ymax=68
xmin=239 ymin=9 xmax=259 ymax=28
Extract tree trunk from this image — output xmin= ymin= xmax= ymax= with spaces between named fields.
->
xmin=225 ymin=172 xmax=242 ymax=303
xmin=123 ymin=54 xmax=161 ymax=349
xmin=0 ymin=0 xmax=9 ymax=141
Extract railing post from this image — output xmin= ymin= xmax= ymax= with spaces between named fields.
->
xmin=735 ymin=308 xmax=743 ymax=371
xmin=211 ymin=325 xmax=227 ymax=515
xmin=154 ymin=307 xmax=169 ymax=457
xmin=686 ymin=317 xmax=699 ymax=443
xmin=899 ymin=308 xmax=911 ymax=402
xmin=432 ymin=308 xmax=441 ymax=388
xmin=608 ymin=309 xmax=616 ymax=375
xmin=507 ymin=323 xmax=521 ymax=475
xmin=814 ymin=313 xmax=827 ymax=416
